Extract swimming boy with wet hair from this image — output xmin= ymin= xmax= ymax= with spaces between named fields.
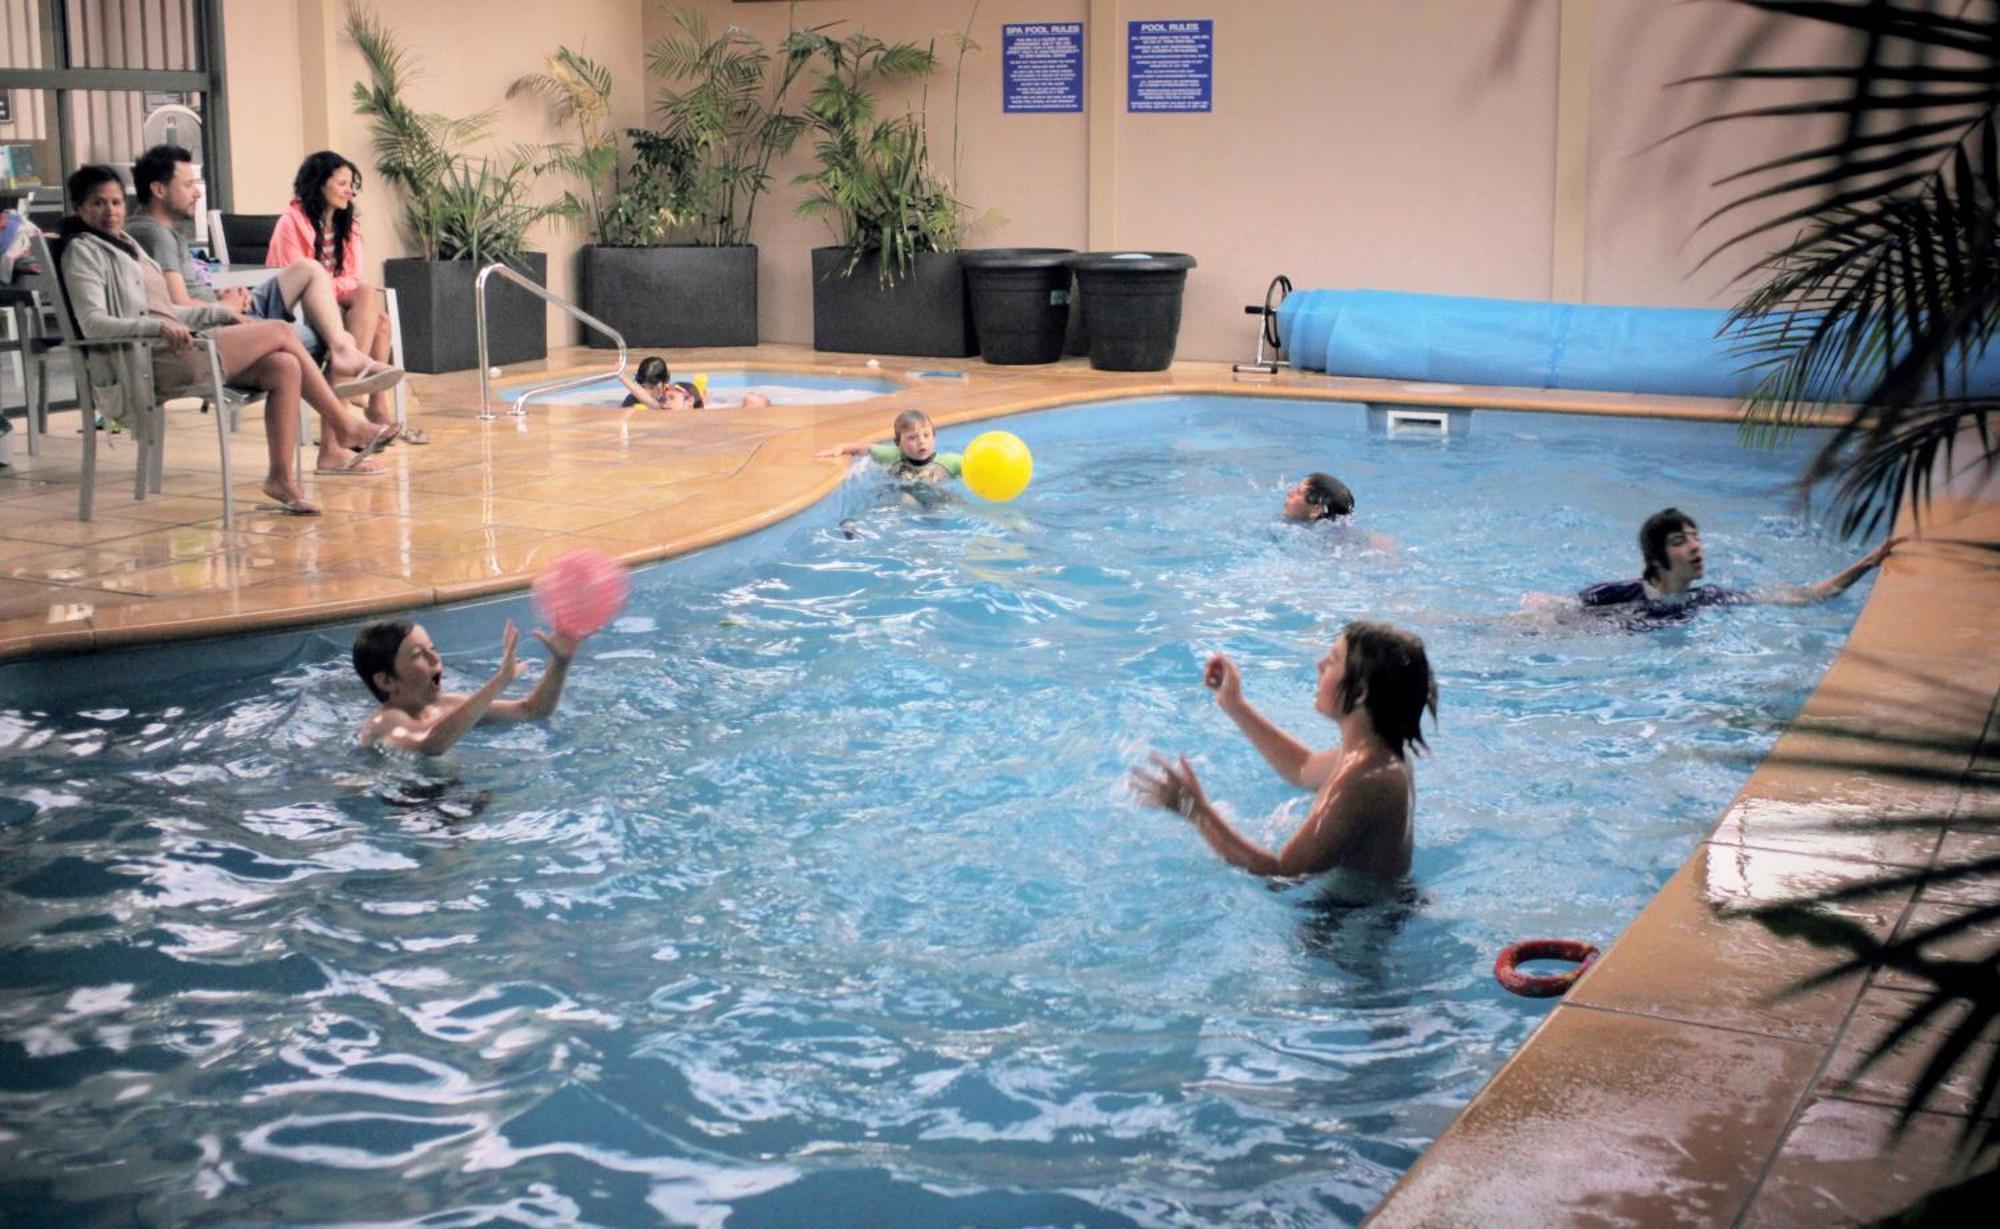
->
xmin=1282 ymin=472 xmax=1356 ymax=523
xmin=353 ymin=618 xmax=587 ymax=755
xmin=1576 ymin=506 xmax=1898 ymax=625
xmin=817 ymin=408 xmax=964 ymax=485
xmin=1133 ymin=620 xmax=1437 ymax=889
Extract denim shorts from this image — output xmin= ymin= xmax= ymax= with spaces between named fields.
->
xmin=245 ymin=276 xmax=324 ymax=359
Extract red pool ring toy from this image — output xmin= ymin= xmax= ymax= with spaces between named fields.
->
xmin=1494 ymin=938 xmax=1600 ymax=998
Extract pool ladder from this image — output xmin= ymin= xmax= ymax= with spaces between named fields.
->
xmin=475 ymin=262 xmax=629 ymax=420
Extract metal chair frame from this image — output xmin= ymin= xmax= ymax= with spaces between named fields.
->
xmin=33 ymin=233 xmax=245 ymax=528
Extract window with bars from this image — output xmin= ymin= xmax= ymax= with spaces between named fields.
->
xmin=0 ymin=0 xmax=228 ymax=218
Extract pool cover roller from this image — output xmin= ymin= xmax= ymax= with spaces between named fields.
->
xmin=1276 ymin=288 xmax=2000 ymax=399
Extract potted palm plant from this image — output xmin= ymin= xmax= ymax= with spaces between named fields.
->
xmin=789 ymin=20 xmax=980 ymax=358
xmin=347 ymin=6 xmax=556 ymax=373
xmin=516 ymin=12 xmax=809 ymax=349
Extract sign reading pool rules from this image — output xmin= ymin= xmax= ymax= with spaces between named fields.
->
xmin=1003 ymin=22 xmax=1083 ymax=113
xmin=1127 ymin=18 xmax=1212 ymax=113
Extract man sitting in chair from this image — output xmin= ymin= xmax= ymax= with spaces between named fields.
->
xmin=123 ymin=145 xmax=402 ymax=413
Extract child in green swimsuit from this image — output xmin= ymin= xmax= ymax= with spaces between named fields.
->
xmin=818 ymin=409 xmax=963 ymax=485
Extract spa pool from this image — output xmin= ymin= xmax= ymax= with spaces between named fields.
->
xmin=511 ymin=369 xmax=903 ymax=409
xmin=0 ymin=396 xmax=1874 ymax=1226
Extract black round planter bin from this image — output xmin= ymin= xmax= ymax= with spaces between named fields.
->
xmin=1067 ymin=251 xmax=1197 ymax=372
xmin=962 ymin=248 xmax=1075 ymax=365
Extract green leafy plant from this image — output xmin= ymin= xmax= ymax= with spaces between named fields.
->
xmin=596 ymin=127 xmax=700 ymax=248
xmin=644 ymin=5 xmax=814 ymax=247
xmin=787 ymin=3 xmax=983 ymax=283
xmin=345 ymin=3 xmax=555 ymax=263
xmin=508 ymin=47 xmax=628 ymax=245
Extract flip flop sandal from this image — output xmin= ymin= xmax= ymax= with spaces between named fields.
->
xmin=315 ymin=461 xmax=386 ymax=476
xmin=330 ymin=364 xmax=406 ymax=400
xmin=343 ymin=424 xmax=402 ymax=469
xmin=254 ymin=498 xmax=322 ymax=516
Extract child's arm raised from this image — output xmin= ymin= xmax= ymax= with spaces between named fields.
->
xmin=368 ymin=622 xmax=521 ymax=756
xmin=486 ymin=629 xmax=582 ymax=723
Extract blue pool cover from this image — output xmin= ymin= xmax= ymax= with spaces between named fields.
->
xmin=1277 ymin=288 xmax=2000 ymax=399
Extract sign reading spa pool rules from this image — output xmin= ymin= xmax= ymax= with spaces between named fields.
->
xmin=1003 ymin=22 xmax=1084 ymax=112
xmin=1127 ymin=19 xmax=1212 ymax=113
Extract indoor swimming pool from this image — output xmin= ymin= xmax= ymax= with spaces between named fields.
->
xmin=0 ymin=396 xmax=1879 ymax=1226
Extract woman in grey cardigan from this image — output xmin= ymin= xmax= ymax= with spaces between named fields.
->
xmin=60 ymin=164 xmax=398 ymax=515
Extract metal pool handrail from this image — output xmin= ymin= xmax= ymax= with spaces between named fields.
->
xmin=475 ymin=262 xmax=629 ymax=421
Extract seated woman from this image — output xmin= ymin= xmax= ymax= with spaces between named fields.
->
xmin=60 ymin=164 xmax=398 ymax=516
xmin=266 ymin=150 xmax=426 ymax=443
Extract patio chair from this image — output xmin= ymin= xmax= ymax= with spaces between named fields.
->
xmin=32 ymin=232 xmax=249 ymax=528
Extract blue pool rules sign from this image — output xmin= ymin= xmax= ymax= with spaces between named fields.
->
xmin=1127 ymin=19 xmax=1212 ymax=112
xmin=1003 ymin=23 xmax=1084 ymax=113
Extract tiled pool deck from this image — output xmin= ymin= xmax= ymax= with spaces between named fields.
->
xmin=3 ymin=343 xmax=1995 ymax=1223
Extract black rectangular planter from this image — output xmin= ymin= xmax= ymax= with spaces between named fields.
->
xmin=810 ymin=247 xmax=976 ymax=358
xmin=385 ymin=253 xmax=549 ymax=374
xmin=581 ymin=245 xmax=757 ymax=348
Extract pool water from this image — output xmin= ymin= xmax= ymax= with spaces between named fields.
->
xmin=0 ymin=397 xmax=1871 ymax=1226
xmin=517 ymin=369 xmax=902 ymax=409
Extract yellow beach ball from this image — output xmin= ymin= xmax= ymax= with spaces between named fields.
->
xmin=962 ymin=431 xmax=1034 ymax=501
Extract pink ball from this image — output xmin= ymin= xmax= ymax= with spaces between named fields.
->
xmin=533 ymin=548 xmax=631 ymax=638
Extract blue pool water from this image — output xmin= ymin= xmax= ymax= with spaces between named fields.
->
xmin=517 ymin=369 xmax=903 ymax=408
xmin=0 ymin=397 xmax=1872 ymax=1225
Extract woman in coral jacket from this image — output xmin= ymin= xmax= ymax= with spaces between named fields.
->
xmin=267 ymin=150 xmax=426 ymax=443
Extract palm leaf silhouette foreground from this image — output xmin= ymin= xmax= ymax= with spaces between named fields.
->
xmin=1684 ymin=0 xmax=2000 ymax=541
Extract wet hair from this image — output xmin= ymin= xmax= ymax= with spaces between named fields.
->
xmin=634 ymin=356 xmax=670 ymax=386
xmin=292 ymin=150 xmax=362 ymax=277
xmin=1301 ymin=472 xmax=1355 ymax=521
xmin=353 ymin=619 xmax=414 ymax=701
xmin=1640 ymin=507 xmax=1698 ymax=583
xmin=1335 ymin=621 xmax=1437 ymax=760
xmin=65 ymin=164 xmax=124 ymax=209
xmin=132 ymin=144 xmax=193 ymax=206
xmin=892 ymin=409 xmax=933 ymax=446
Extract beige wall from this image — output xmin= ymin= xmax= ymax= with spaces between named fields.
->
xmin=217 ymin=0 xmax=1857 ymax=362
xmin=1583 ymin=0 xmax=1858 ymax=308
xmin=221 ymin=0 xmax=305 ymax=211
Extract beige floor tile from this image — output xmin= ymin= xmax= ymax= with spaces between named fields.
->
xmin=105 ymin=495 xmax=234 ymax=526
xmin=426 ymin=534 xmax=630 ymax=601
xmin=433 ymin=496 xmax=637 ymax=535
xmin=1741 ymin=1098 xmax=1998 ymax=1228
xmin=0 ymin=577 xmax=114 ymax=623
xmin=1564 ymin=843 xmax=1913 ymax=1044
xmin=0 ymin=476 xmax=66 ymax=502
xmin=86 ymin=571 xmax=430 ymax=648
xmin=1820 ymin=986 xmax=1999 ymax=1118
xmin=1370 ymin=1006 xmax=1824 ymax=1229
xmin=1877 ymin=895 xmax=2000 ymax=993
xmin=2 ymin=512 xmax=170 ymax=548
xmin=1 ymin=546 xmax=165 ymax=587
xmin=1936 ymin=777 xmax=2000 ymax=864
xmin=0 ymin=537 xmax=74 ymax=564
